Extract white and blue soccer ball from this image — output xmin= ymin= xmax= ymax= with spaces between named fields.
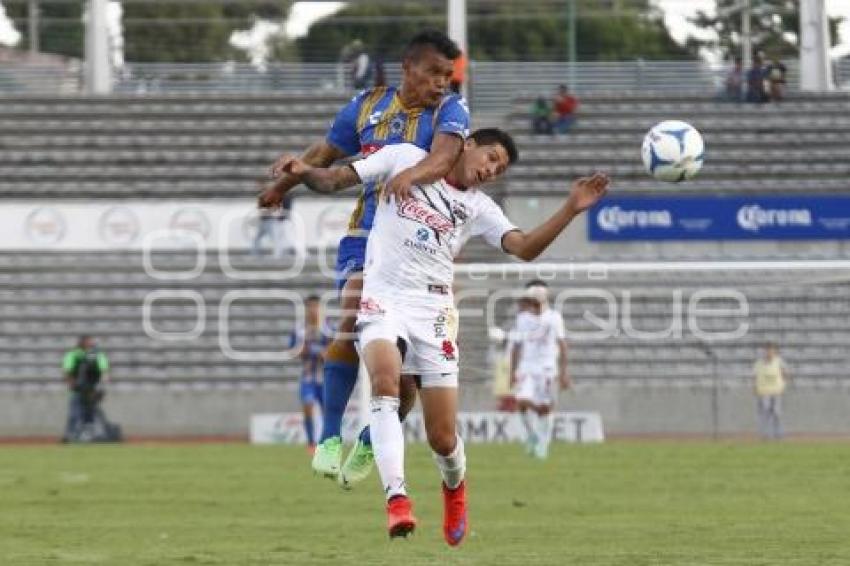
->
xmin=641 ymin=120 xmax=705 ymax=182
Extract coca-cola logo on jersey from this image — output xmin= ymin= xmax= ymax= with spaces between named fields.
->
xmin=397 ymin=199 xmax=454 ymax=234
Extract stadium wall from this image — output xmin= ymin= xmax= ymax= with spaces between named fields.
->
xmin=3 ymin=382 xmax=849 ymax=438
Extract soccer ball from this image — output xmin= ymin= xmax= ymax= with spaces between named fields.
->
xmin=641 ymin=120 xmax=705 ymax=182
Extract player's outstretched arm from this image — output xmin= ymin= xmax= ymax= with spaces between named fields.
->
xmin=383 ymin=133 xmax=464 ymax=202
xmin=502 ymin=173 xmax=610 ymax=261
xmin=258 ymin=141 xmax=349 ymax=208
xmin=276 ymin=155 xmax=361 ymax=194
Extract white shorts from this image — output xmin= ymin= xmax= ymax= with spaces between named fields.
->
xmin=357 ymin=295 xmax=459 ymax=388
xmin=514 ymin=368 xmax=557 ymax=406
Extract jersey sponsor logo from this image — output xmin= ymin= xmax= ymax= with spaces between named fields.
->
xmin=389 ymin=115 xmax=406 ymax=135
xmin=434 ymin=310 xmax=448 ymax=338
xmin=397 ymin=199 xmax=454 ymax=234
xmin=403 ymin=238 xmax=437 ymax=256
xmin=428 ymin=284 xmax=449 ymax=296
xmin=415 ymin=227 xmax=430 ymax=242
xmin=359 ymin=297 xmax=385 ymax=315
xmin=441 ymin=340 xmax=456 ymax=361
xmin=451 ymin=201 xmax=470 ymax=223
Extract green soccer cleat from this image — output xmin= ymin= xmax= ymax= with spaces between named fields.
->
xmin=311 ymin=436 xmax=342 ymax=478
xmin=338 ymin=438 xmax=374 ymax=490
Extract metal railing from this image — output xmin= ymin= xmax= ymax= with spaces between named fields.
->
xmin=2 ymin=58 xmax=848 ymax=112
xmin=0 ymin=60 xmax=83 ymax=94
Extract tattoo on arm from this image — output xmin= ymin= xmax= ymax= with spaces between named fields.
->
xmin=301 ymin=165 xmax=361 ymax=194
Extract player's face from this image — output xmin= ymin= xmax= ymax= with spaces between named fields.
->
xmin=402 ymin=48 xmax=453 ymax=108
xmin=460 ymin=142 xmax=510 ymax=187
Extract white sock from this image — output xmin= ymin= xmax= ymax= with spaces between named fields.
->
xmin=536 ymin=412 xmax=554 ymax=456
xmin=370 ymin=396 xmax=406 ymax=500
xmin=520 ymin=409 xmax=538 ymax=443
xmin=433 ymin=435 xmax=466 ymax=489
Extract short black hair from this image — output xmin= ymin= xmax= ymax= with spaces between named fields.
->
xmin=469 ymin=128 xmax=519 ymax=164
xmin=525 ymin=279 xmax=549 ymax=288
xmin=306 ymin=294 xmax=321 ymax=303
xmin=403 ymin=30 xmax=461 ymax=62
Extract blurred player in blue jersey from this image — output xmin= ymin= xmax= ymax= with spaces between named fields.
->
xmin=289 ymin=295 xmax=332 ymax=451
xmin=260 ymin=30 xmax=470 ymax=486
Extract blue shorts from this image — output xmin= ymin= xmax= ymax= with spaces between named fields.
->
xmin=299 ymin=380 xmax=322 ymax=406
xmin=335 ymin=235 xmax=368 ymax=291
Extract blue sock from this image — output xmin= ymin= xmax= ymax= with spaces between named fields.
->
xmin=358 ymin=426 xmax=371 ymax=446
xmin=304 ymin=412 xmax=315 ymax=446
xmin=319 ymin=361 xmax=358 ymax=442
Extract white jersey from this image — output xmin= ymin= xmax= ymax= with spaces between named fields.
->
xmin=351 ymin=144 xmax=517 ymax=303
xmin=510 ymin=309 xmax=565 ymax=372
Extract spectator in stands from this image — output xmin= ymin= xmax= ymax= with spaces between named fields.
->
xmin=765 ymin=56 xmax=787 ymax=102
xmin=351 ymin=41 xmax=372 ymax=90
xmin=450 ymin=50 xmax=467 ymax=94
xmin=531 ymin=96 xmax=553 ymax=135
xmin=553 ymin=84 xmax=579 ymax=134
xmin=252 ymin=190 xmax=294 ymax=259
xmin=723 ymin=57 xmax=744 ymax=102
xmin=289 ymin=295 xmax=332 ymax=452
xmin=753 ymin=342 xmax=790 ymax=440
xmin=62 ymin=336 xmax=111 ymax=443
xmin=746 ymin=54 xmax=768 ymax=103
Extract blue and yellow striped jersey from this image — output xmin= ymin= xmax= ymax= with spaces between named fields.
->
xmin=326 ymin=86 xmax=470 ymax=236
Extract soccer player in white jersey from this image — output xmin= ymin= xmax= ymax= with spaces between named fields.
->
xmin=510 ymin=280 xmax=570 ymax=459
xmin=275 ymin=128 xmax=609 ymax=545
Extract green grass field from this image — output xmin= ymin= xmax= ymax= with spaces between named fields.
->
xmin=2 ymin=442 xmax=850 ymax=565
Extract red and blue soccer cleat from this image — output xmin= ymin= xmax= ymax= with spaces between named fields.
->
xmin=442 ymin=481 xmax=468 ymax=546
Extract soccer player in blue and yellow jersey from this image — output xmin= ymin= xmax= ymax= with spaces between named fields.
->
xmin=288 ymin=295 xmax=332 ymax=451
xmin=259 ymin=30 xmax=469 ymax=485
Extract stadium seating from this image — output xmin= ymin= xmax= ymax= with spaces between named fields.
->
xmin=2 ymin=91 xmax=849 ymax=390
xmin=3 ymin=91 xmax=850 ymax=199
xmin=2 ymin=250 xmax=848 ymax=385
xmin=507 ymin=91 xmax=850 ymax=195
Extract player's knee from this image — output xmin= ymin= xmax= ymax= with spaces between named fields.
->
xmin=336 ymin=313 xmax=358 ymax=334
xmin=427 ymin=425 xmax=457 ymax=456
xmin=370 ymin=371 xmax=399 ymax=398
xmin=324 ymin=339 xmax=359 ymax=365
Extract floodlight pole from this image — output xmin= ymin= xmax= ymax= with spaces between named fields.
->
xmin=800 ymin=0 xmax=833 ymax=91
xmin=741 ymin=0 xmax=751 ymax=76
xmin=447 ymin=0 xmax=468 ymax=100
xmin=85 ymin=0 xmax=112 ymax=94
xmin=28 ymin=0 xmax=39 ymax=54
xmin=568 ymin=0 xmax=577 ymax=91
